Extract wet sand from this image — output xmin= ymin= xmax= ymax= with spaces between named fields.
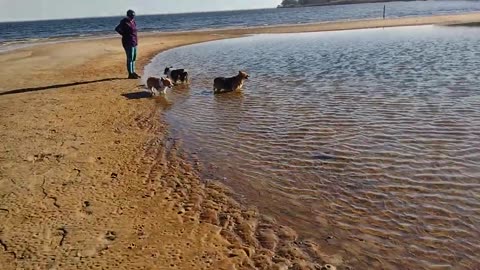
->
xmin=1 ymin=13 xmax=479 ymax=269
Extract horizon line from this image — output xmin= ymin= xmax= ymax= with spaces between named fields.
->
xmin=0 ymin=6 xmax=283 ymax=24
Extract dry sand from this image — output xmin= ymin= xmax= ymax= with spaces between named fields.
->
xmin=1 ymin=13 xmax=479 ymax=270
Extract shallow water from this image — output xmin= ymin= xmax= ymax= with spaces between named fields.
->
xmin=145 ymin=26 xmax=480 ymax=269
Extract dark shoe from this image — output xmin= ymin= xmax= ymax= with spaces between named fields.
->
xmin=133 ymin=72 xmax=142 ymax=79
xmin=128 ymin=73 xmax=140 ymax=79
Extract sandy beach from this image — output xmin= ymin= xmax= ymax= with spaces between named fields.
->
xmin=1 ymin=13 xmax=479 ymax=269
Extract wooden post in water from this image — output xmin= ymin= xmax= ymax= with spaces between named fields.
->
xmin=383 ymin=5 xmax=386 ymax=20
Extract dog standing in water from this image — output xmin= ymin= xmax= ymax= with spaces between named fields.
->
xmin=164 ymin=67 xmax=189 ymax=84
xmin=146 ymin=77 xmax=174 ymax=96
xmin=213 ymin=71 xmax=250 ymax=94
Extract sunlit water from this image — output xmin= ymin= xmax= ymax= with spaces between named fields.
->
xmin=145 ymin=26 xmax=480 ymax=269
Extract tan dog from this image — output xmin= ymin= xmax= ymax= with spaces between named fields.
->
xmin=213 ymin=71 xmax=249 ymax=94
xmin=146 ymin=77 xmax=174 ymax=96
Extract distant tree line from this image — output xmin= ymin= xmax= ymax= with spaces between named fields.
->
xmin=280 ymin=0 xmax=297 ymax=6
xmin=279 ymin=0 xmax=415 ymax=7
xmin=280 ymin=0 xmax=329 ymax=6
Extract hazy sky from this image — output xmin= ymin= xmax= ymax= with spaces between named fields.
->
xmin=0 ymin=0 xmax=281 ymax=22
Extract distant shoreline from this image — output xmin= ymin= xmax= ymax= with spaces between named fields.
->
xmin=278 ymin=0 xmax=420 ymax=8
xmin=2 ymin=12 xmax=480 ymax=54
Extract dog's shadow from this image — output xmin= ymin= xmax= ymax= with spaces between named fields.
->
xmin=121 ymin=89 xmax=173 ymax=110
xmin=121 ymin=91 xmax=152 ymax=100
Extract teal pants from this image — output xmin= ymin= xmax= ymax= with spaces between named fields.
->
xmin=124 ymin=46 xmax=137 ymax=75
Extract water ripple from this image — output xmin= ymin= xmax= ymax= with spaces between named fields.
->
xmin=145 ymin=26 xmax=480 ymax=269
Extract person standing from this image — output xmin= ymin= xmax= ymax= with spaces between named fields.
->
xmin=115 ymin=10 xmax=141 ymax=79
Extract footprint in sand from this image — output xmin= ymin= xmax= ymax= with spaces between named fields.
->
xmin=27 ymin=153 xmax=64 ymax=162
xmin=77 ymin=231 xmax=117 ymax=258
xmin=321 ymin=264 xmax=337 ymax=270
xmin=105 ymin=231 xmax=117 ymax=241
xmin=77 ymin=201 xmax=93 ymax=218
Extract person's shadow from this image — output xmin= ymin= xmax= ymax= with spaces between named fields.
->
xmin=0 ymin=77 xmax=126 ymax=96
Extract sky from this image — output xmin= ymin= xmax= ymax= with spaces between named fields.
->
xmin=0 ymin=0 xmax=281 ymax=22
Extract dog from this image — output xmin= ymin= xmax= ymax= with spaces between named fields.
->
xmin=213 ymin=71 xmax=249 ymax=94
xmin=146 ymin=77 xmax=174 ymax=96
xmin=164 ymin=66 xmax=189 ymax=84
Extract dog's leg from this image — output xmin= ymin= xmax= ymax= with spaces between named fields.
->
xmin=151 ymin=87 xmax=159 ymax=96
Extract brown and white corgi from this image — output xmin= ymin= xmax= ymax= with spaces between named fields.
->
xmin=146 ymin=77 xmax=174 ymax=96
xmin=213 ymin=71 xmax=249 ymax=94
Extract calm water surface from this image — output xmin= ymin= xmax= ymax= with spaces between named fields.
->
xmin=2 ymin=0 xmax=480 ymax=45
xmin=145 ymin=26 xmax=480 ymax=269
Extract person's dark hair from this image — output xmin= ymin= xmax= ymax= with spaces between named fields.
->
xmin=127 ymin=10 xmax=135 ymax=19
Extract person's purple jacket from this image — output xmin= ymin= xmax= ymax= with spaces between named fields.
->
xmin=115 ymin=18 xmax=138 ymax=48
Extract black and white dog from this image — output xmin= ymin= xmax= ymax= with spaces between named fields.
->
xmin=164 ymin=66 xmax=189 ymax=84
